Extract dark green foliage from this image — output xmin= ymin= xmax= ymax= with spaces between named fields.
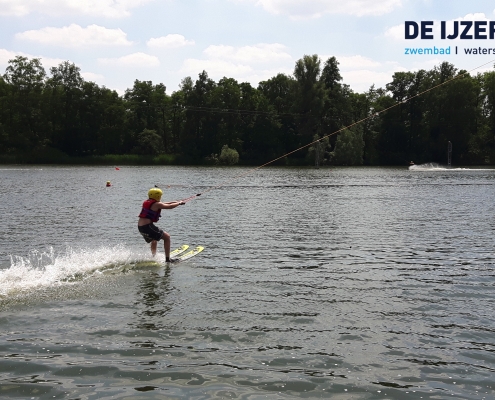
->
xmin=133 ymin=129 xmax=165 ymax=155
xmin=218 ymin=145 xmax=240 ymax=165
xmin=331 ymin=125 xmax=364 ymax=165
xmin=307 ymin=134 xmax=330 ymax=165
xmin=1 ymin=56 xmax=47 ymax=153
xmin=0 ymin=56 xmax=494 ymax=165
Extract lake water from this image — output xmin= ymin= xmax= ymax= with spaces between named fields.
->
xmin=0 ymin=164 xmax=494 ymax=399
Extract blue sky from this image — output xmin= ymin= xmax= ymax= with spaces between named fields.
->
xmin=1 ymin=0 xmax=494 ymax=95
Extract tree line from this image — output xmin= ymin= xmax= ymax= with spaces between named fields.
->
xmin=1 ymin=55 xmax=494 ymax=165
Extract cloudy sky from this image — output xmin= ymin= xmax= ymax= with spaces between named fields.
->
xmin=1 ymin=0 xmax=494 ymax=95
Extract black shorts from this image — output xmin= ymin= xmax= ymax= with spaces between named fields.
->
xmin=138 ymin=223 xmax=164 ymax=243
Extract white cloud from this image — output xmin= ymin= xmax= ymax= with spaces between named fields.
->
xmin=147 ymin=34 xmax=195 ymax=49
xmin=180 ymin=43 xmax=293 ymax=85
xmin=181 ymin=59 xmax=253 ymax=77
xmin=0 ymin=49 xmax=20 ymax=67
xmin=81 ymin=72 xmax=105 ymax=84
xmin=242 ymin=67 xmax=294 ymax=83
xmin=384 ymin=23 xmax=404 ymax=41
xmin=204 ymin=43 xmax=292 ymax=63
xmin=409 ymin=59 xmax=444 ymax=71
xmin=0 ymin=0 xmax=153 ymax=18
xmin=328 ymin=54 xmax=381 ymax=69
xmin=0 ymin=48 xmax=65 ymax=69
xmin=41 ymin=56 xmax=68 ymax=69
xmin=16 ymin=24 xmax=133 ymax=47
xmin=242 ymin=0 xmax=402 ymax=19
xmin=321 ymin=54 xmax=405 ymax=92
xmin=341 ymin=69 xmax=397 ymax=92
xmin=451 ymin=13 xmax=489 ymax=22
xmin=98 ymin=52 xmax=160 ymax=67
xmin=0 ymin=0 xmax=29 ymax=17
xmin=181 ymin=58 xmax=293 ymax=86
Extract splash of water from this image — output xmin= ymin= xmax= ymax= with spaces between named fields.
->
xmin=0 ymin=245 xmax=158 ymax=297
xmin=408 ymin=163 xmax=487 ymax=171
xmin=409 ymin=163 xmax=447 ymax=170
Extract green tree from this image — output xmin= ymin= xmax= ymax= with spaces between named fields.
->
xmin=475 ymin=71 xmax=495 ymax=162
xmin=213 ymin=77 xmax=242 ymax=154
xmin=384 ymin=71 xmax=415 ymax=163
xmin=238 ymin=82 xmax=281 ymax=164
xmin=180 ymin=71 xmax=217 ymax=160
xmin=307 ymin=134 xmax=330 ymax=165
xmin=293 ymin=55 xmax=325 ymax=153
xmin=2 ymin=56 xmax=47 ymax=151
xmin=124 ymin=80 xmax=170 ymax=153
xmin=422 ymin=63 xmax=478 ymax=164
xmin=320 ymin=56 xmax=351 ymax=136
xmin=46 ymin=61 xmax=85 ymax=155
xmin=331 ymin=125 xmax=364 ymax=165
xmin=2 ymin=55 xmax=494 ymax=166
xmin=169 ymin=87 xmax=187 ymax=153
xmin=133 ymin=129 xmax=165 ymax=155
xmin=93 ymin=86 xmax=127 ymax=155
xmin=362 ymin=86 xmax=387 ymax=165
xmin=218 ymin=144 xmax=239 ymax=165
xmin=258 ymin=73 xmax=297 ymax=158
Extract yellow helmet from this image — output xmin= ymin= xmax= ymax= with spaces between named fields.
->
xmin=148 ymin=188 xmax=163 ymax=201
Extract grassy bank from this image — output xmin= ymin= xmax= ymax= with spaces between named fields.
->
xmin=0 ymin=149 xmax=178 ymax=165
xmin=0 ymin=146 xmax=288 ymax=166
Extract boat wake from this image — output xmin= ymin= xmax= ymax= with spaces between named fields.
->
xmin=409 ymin=163 xmax=491 ymax=171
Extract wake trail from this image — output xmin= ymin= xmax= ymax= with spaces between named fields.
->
xmin=0 ymin=245 xmax=157 ymax=298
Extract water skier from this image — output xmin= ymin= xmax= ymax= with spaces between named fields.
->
xmin=138 ymin=188 xmax=184 ymax=262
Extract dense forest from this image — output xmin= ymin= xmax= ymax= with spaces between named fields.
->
xmin=1 ymin=54 xmax=494 ymax=166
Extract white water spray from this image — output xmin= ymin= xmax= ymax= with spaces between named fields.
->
xmin=408 ymin=163 xmax=490 ymax=171
xmin=0 ymin=245 xmax=159 ymax=297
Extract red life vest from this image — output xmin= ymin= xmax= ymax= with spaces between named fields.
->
xmin=139 ymin=199 xmax=161 ymax=222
